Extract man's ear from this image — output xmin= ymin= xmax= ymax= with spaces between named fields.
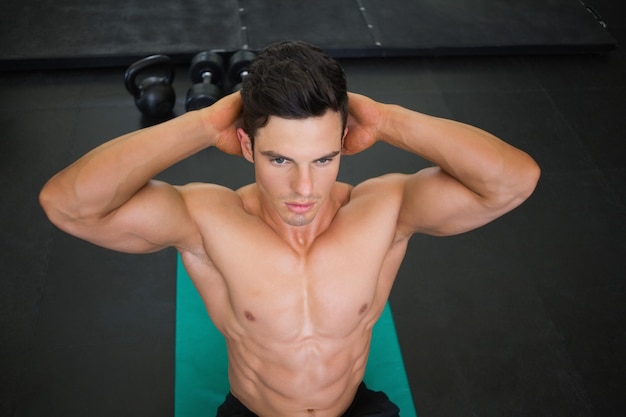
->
xmin=237 ymin=128 xmax=254 ymax=163
xmin=341 ymin=127 xmax=348 ymax=151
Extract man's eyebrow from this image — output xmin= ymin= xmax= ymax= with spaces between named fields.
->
xmin=260 ymin=150 xmax=293 ymax=161
xmin=316 ymin=151 xmax=341 ymax=160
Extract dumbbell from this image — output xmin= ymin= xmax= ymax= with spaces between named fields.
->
xmin=185 ymin=51 xmax=225 ymax=111
xmin=124 ymin=55 xmax=176 ymax=119
xmin=227 ymin=50 xmax=257 ymax=93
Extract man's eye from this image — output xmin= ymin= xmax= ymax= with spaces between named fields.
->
xmin=272 ymin=157 xmax=287 ymax=165
xmin=316 ymin=158 xmax=332 ymax=165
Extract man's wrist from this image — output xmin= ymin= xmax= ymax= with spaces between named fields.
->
xmin=195 ymin=107 xmax=220 ymax=149
xmin=376 ymin=103 xmax=404 ymax=145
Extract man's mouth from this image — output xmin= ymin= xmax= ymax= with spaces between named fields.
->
xmin=285 ymin=202 xmax=315 ymax=214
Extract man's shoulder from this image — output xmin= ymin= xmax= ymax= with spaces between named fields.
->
xmin=336 ymin=175 xmax=408 ymax=223
xmin=176 ymin=182 xmax=247 ymax=211
xmin=348 ymin=173 xmax=407 ymax=200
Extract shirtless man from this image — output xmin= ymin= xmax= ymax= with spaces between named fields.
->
xmin=39 ymin=41 xmax=540 ymax=416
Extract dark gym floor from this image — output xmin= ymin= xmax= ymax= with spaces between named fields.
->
xmin=1 ymin=1 xmax=625 ymax=416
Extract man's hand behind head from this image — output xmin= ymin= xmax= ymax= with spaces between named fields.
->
xmin=342 ymin=93 xmax=384 ymax=156
xmin=203 ymin=91 xmax=244 ymax=156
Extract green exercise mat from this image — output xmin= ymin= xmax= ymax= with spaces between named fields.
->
xmin=175 ymin=255 xmax=417 ymax=416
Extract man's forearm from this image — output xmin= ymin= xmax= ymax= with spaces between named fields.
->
xmin=378 ymin=104 xmax=539 ymax=202
xmin=40 ymin=108 xmax=215 ymax=222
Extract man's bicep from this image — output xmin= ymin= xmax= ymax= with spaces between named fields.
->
xmin=63 ymin=180 xmax=198 ymax=254
xmin=397 ymin=167 xmax=505 ymax=238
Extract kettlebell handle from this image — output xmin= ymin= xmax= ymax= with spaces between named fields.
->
xmin=124 ymin=55 xmax=175 ymax=96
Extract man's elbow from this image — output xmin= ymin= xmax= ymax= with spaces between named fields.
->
xmin=504 ymin=156 xmax=541 ymax=209
xmin=39 ymin=179 xmax=80 ymax=231
xmin=520 ymin=157 xmax=541 ymax=200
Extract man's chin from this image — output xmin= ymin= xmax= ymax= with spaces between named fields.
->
xmin=283 ymin=215 xmax=314 ymax=227
xmin=279 ymin=209 xmax=318 ymax=227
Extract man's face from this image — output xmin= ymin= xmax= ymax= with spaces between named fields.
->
xmin=239 ymin=111 xmax=346 ymax=227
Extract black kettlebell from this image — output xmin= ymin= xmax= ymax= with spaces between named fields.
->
xmin=124 ymin=55 xmax=176 ymax=119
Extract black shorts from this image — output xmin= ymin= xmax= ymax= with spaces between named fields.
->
xmin=215 ymin=382 xmax=400 ymax=416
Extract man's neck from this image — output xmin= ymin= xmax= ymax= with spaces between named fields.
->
xmin=261 ymin=199 xmax=337 ymax=253
xmin=255 ymin=183 xmax=352 ymax=254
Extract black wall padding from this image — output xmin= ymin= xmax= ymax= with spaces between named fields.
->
xmin=0 ymin=0 xmax=616 ymax=70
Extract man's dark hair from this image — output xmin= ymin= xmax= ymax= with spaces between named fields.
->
xmin=240 ymin=41 xmax=348 ymax=145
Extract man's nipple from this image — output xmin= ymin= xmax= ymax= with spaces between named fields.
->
xmin=244 ymin=311 xmax=256 ymax=321
xmin=359 ymin=303 xmax=368 ymax=315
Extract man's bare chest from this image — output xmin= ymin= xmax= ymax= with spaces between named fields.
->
xmin=183 ymin=188 xmax=407 ymax=338
xmin=183 ymin=227 xmax=407 ymax=343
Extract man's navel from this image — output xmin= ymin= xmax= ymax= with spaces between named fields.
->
xmin=244 ymin=311 xmax=256 ymax=321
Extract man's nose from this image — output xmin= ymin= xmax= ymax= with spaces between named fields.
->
xmin=292 ymin=166 xmax=313 ymax=196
